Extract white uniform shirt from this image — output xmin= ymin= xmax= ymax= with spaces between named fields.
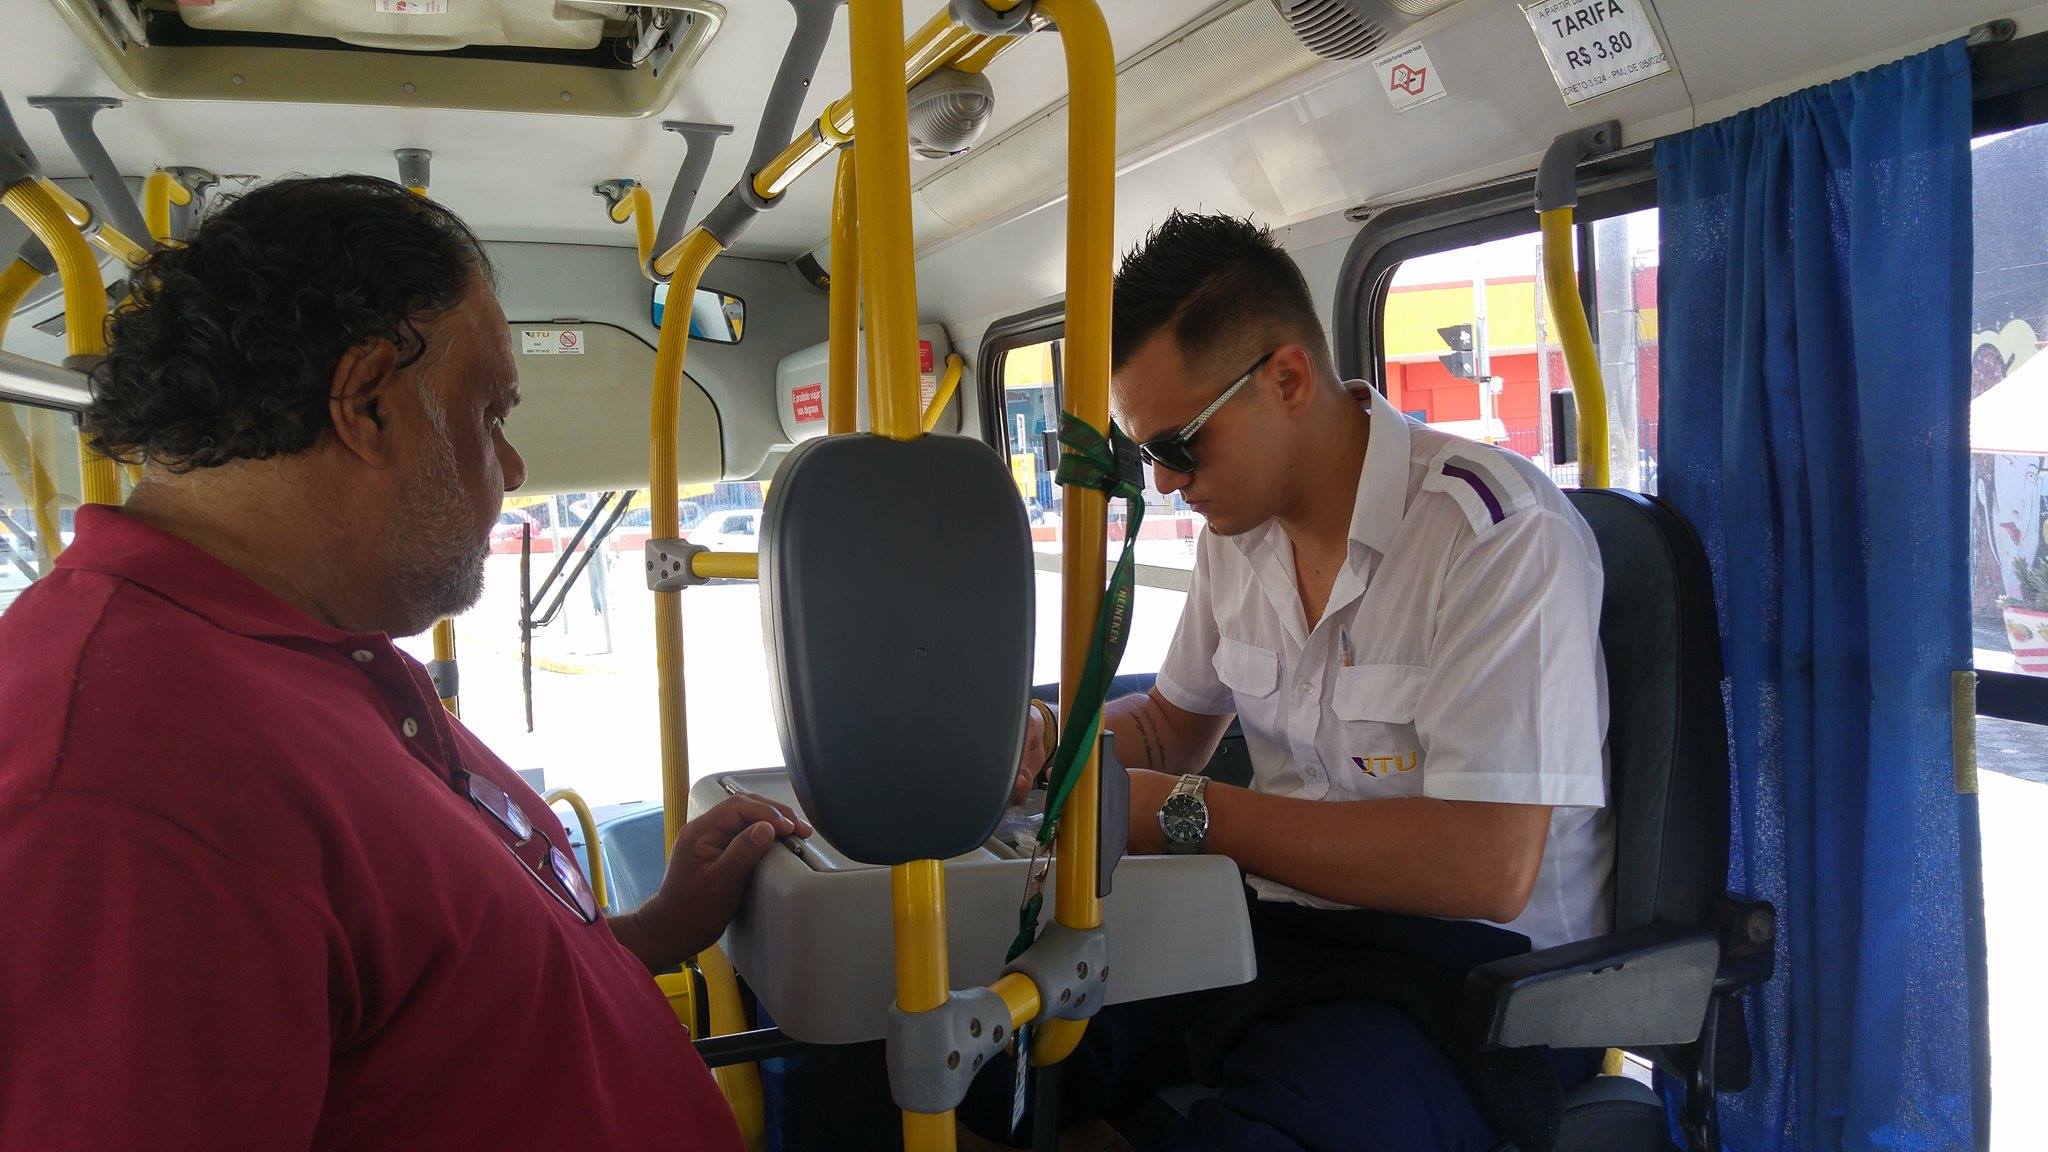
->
xmin=1154 ymin=384 xmax=1614 ymax=951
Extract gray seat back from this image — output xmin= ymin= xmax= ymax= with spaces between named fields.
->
xmin=761 ymin=433 xmax=1033 ymax=865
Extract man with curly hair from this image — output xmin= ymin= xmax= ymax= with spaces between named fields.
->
xmin=0 ymin=175 xmax=797 ymax=1150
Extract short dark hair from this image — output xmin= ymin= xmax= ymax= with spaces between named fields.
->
xmin=1111 ymin=210 xmax=1329 ymax=374
xmin=85 ymin=174 xmax=494 ymax=471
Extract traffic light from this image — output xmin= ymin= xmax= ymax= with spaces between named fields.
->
xmin=1437 ymin=323 xmax=1475 ymax=379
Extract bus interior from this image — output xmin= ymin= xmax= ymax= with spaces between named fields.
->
xmin=2 ymin=1 xmax=2043 ymax=1150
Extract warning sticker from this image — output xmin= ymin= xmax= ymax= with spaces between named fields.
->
xmin=791 ymin=382 xmax=824 ymax=425
xmin=376 ymin=0 xmax=449 ymax=13
xmin=1371 ymin=41 xmax=1446 ymax=113
xmin=1523 ymin=0 xmax=1671 ymax=106
xmin=521 ymin=329 xmax=585 ymax=356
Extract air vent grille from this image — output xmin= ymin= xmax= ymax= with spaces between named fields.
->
xmin=1272 ymin=0 xmax=1393 ymax=60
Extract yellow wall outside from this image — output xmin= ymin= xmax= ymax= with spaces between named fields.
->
xmin=1384 ymin=277 xmax=1658 ymax=361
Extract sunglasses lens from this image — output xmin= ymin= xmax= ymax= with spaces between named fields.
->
xmin=1142 ymin=439 xmax=1195 ymax=475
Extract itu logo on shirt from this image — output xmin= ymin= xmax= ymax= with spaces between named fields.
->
xmin=1352 ymin=752 xmax=1418 ymax=778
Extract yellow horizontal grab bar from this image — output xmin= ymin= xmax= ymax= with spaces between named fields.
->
xmin=690 ymin=550 xmax=759 ymax=581
xmin=40 ymin=179 xmax=148 ymax=269
xmin=544 ymin=788 xmax=610 ymax=911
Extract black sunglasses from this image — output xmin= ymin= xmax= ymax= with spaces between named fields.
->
xmin=462 ymin=770 xmax=600 ymax=923
xmin=1136 ymin=350 xmax=1275 ymax=475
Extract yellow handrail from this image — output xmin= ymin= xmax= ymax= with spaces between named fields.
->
xmin=1539 ymin=207 xmax=1608 ymax=488
xmin=1031 ymin=0 xmax=1116 ymax=1069
xmin=0 ymin=259 xmax=65 ymax=562
xmin=695 ymin=944 xmax=766 ymax=1149
xmin=41 ymin=179 xmax=148 ymax=269
xmin=2 ymin=177 xmax=121 ymax=506
xmin=609 ymin=183 xmax=657 ymax=281
xmin=431 ymin=618 xmax=459 ymax=715
xmin=828 ymin=149 xmax=860 ymax=436
xmin=142 ymin=170 xmax=192 ymax=245
xmin=852 ymin=0 xmax=922 ymax=444
xmin=921 ymin=352 xmax=964 ymax=433
xmin=691 ymin=550 xmax=758 ymax=582
xmin=544 ymin=788 xmax=611 ymax=911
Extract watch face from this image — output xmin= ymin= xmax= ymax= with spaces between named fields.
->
xmin=1160 ymin=793 xmax=1208 ymax=845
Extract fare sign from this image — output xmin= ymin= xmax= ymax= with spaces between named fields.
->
xmin=1523 ymin=0 xmax=1671 ymax=106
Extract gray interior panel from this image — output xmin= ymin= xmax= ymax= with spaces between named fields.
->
xmin=694 ymin=769 xmax=1258 ymax=1046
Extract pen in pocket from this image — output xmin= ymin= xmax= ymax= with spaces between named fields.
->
xmin=1339 ymin=627 xmax=1354 ymax=668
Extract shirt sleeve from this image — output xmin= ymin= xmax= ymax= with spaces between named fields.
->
xmin=1152 ymin=533 xmax=1235 ymax=716
xmin=1415 ymin=508 xmax=1608 ymax=808
xmin=0 ymin=791 xmax=337 ymax=1151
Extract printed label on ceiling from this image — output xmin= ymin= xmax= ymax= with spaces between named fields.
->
xmin=1523 ymin=0 xmax=1671 ymax=106
xmin=520 ymin=329 xmax=584 ymax=356
xmin=1371 ymin=41 xmax=1446 ymax=113
xmin=791 ymin=382 xmax=824 ymax=425
xmin=376 ymin=0 xmax=449 ymax=13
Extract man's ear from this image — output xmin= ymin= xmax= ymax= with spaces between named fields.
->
xmin=1270 ymin=342 xmax=1321 ymax=416
xmin=327 ymin=341 xmax=404 ymax=468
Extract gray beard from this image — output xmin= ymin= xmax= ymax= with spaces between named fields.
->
xmin=388 ymin=400 xmax=488 ymax=636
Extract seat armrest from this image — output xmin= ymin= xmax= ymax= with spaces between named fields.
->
xmin=1462 ymin=923 xmax=1718 ymax=1051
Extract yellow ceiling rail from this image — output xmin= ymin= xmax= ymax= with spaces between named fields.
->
xmin=40 ymin=178 xmax=148 ymax=269
xmin=828 ymin=149 xmax=861 ymax=436
xmin=142 ymin=170 xmax=191 ymax=246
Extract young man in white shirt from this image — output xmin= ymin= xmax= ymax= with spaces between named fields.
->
xmin=1005 ymin=211 xmax=1613 ymax=1152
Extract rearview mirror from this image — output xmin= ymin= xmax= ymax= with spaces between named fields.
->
xmin=652 ymin=283 xmax=746 ymax=344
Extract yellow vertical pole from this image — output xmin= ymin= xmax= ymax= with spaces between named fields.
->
xmin=1539 ymin=207 xmax=1608 ymax=488
xmin=894 ymin=858 xmax=954 ymax=1151
xmin=432 ymin=618 xmax=459 ymax=715
xmin=828 ymin=149 xmax=861 ymax=436
xmin=1033 ymin=0 xmax=1115 ymax=1069
xmin=0 ymin=257 xmax=64 ymax=565
xmin=142 ymin=170 xmax=191 ymax=245
xmin=849 ymin=0 xmax=922 ymax=443
xmin=2 ymin=179 xmax=119 ymax=507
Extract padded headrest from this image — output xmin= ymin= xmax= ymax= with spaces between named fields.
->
xmin=761 ymin=433 xmax=1034 ymax=865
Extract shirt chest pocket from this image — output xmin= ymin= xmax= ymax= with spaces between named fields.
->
xmin=1330 ymin=664 xmax=1427 ymax=787
xmin=1214 ymin=637 xmax=1281 ymax=723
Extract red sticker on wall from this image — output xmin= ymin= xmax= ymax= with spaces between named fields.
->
xmin=919 ymin=340 xmax=934 ymax=373
xmin=791 ymin=382 xmax=824 ymax=424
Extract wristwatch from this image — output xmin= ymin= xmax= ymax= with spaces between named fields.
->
xmin=1158 ymin=774 xmax=1210 ymax=855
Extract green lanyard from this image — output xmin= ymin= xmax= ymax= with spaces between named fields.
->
xmin=1006 ymin=414 xmax=1145 ymax=962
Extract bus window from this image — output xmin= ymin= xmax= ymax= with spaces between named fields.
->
xmin=393 ymin=480 xmax=783 ymax=801
xmin=1378 ymin=210 xmax=1660 ymax=491
xmin=0 ymin=402 xmax=72 ymax=616
xmin=994 ymin=335 xmax=1186 ymax=684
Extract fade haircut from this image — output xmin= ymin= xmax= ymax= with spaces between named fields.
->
xmin=1111 ymin=210 xmax=1331 ymax=377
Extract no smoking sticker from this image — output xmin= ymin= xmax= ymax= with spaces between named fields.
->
xmin=1372 ymin=41 xmax=1446 ymax=113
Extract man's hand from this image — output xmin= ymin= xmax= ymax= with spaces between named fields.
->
xmin=1012 ymin=704 xmax=1050 ymax=805
xmin=607 ymin=793 xmax=811 ymax=973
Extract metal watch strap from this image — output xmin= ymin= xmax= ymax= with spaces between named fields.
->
xmin=1163 ymin=773 xmax=1209 ymax=855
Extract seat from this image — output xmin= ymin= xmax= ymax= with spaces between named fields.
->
xmin=1460 ymin=489 xmax=1775 ymax=1152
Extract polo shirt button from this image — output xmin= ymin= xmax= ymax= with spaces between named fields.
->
xmin=351 ymin=650 xmax=374 ymax=663
xmin=402 ymin=717 xmax=420 ymax=738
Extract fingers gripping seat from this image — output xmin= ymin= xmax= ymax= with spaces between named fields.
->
xmin=762 ymin=433 xmax=1031 ymax=863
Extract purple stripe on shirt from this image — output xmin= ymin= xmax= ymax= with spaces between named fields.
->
xmin=1440 ymin=461 xmax=1505 ymax=524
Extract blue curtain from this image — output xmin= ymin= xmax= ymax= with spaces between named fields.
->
xmin=1655 ymin=40 xmax=1985 ymax=1152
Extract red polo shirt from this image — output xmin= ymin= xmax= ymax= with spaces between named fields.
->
xmin=0 ymin=507 xmax=742 ymax=1151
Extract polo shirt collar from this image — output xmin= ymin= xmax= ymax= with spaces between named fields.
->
xmin=1348 ymin=383 xmax=1412 ymax=556
xmin=57 ymin=505 xmax=359 ymax=644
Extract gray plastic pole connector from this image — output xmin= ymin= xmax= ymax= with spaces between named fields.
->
xmin=1535 ymin=120 xmax=1622 ymax=214
xmin=396 ymin=148 xmax=432 ymax=192
xmin=951 ymin=0 xmax=1036 ymax=37
xmin=0 ymin=92 xmax=41 ymax=190
xmin=12 ymin=235 xmax=55 ymax=277
xmin=646 ymin=538 xmax=711 ymax=590
xmin=693 ymin=0 xmax=844 ymax=252
xmin=648 ymin=121 xmax=733 ymax=282
xmin=26 ymin=96 xmax=154 ymax=249
xmin=426 ymin=659 xmax=459 ymax=701
xmin=593 ymin=178 xmax=639 ymax=214
xmin=885 ymin=986 xmax=1011 ymax=1115
xmin=1003 ymin=921 xmax=1110 ymax=1024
